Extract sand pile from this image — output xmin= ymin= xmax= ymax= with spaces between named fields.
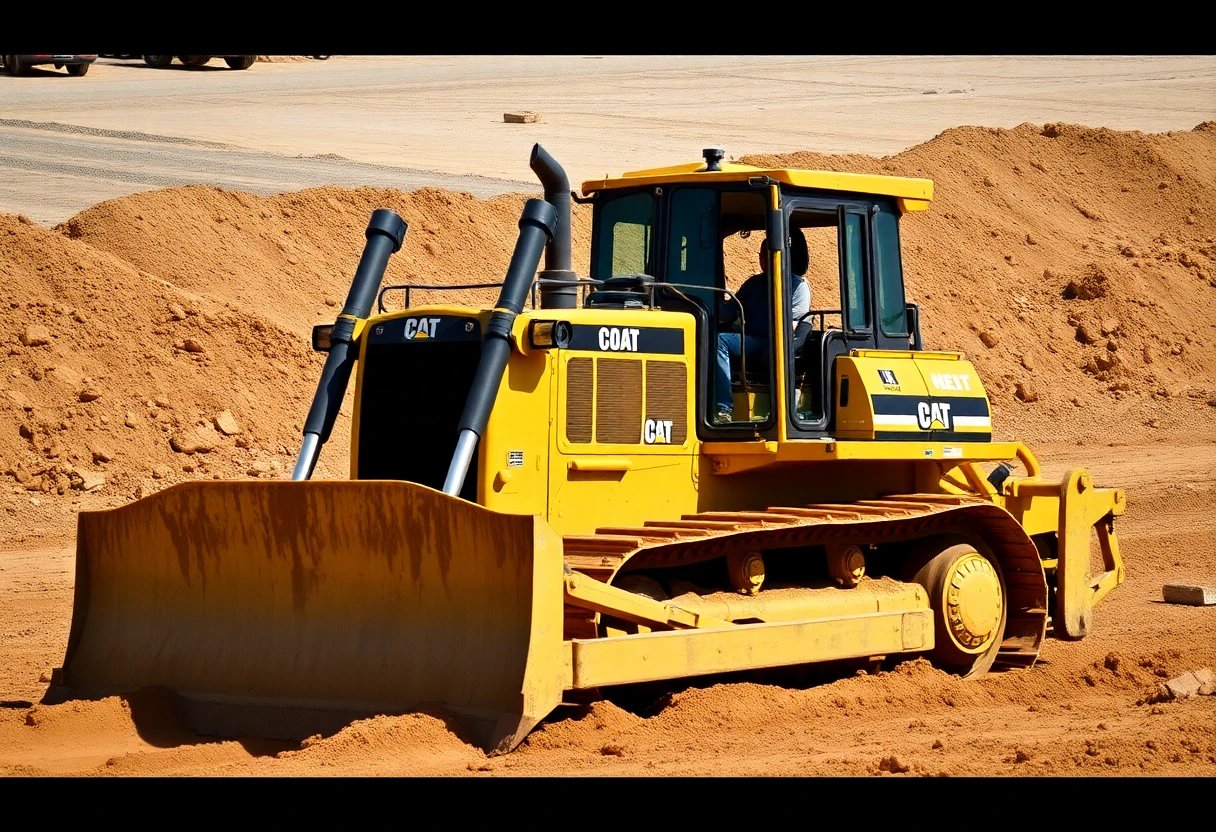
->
xmin=742 ymin=121 xmax=1216 ymax=446
xmin=2 ymin=121 xmax=1213 ymax=547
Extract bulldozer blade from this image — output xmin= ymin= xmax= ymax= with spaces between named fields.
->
xmin=48 ymin=479 xmax=568 ymax=755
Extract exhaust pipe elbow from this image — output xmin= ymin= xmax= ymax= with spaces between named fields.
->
xmin=530 ymin=143 xmax=577 ymax=309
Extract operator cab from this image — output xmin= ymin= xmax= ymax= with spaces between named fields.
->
xmin=582 ymin=148 xmax=927 ymax=440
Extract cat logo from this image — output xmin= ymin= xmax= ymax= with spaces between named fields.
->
xmin=878 ymin=369 xmax=899 ymax=385
xmin=916 ymin=401 xmax=952 ymax=430
xmin=403 ymin=317 xmax=441 ymax=340
xmin=643 ymin=418 xmax=674 ymax=444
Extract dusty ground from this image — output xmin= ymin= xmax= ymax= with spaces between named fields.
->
xmin=4 ymin=55 xmax=1214 ymax=227
xmin=0 ymin=57 xmax=1214 ymax=778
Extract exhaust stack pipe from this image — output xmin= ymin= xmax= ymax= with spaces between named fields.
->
xmin=442 ymin=198 xmax=557 ymax=496
xmin=529 ymin=143 xmax=578 ymax=309
xmin=292 ymin=209 xmax=407 ymax=481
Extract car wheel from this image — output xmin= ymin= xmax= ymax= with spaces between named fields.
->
xmin=224 ymin=56 xmax=256 ymax=70
xmin=143 ymin=55 xmax=173 ymax=68
xmin=66 ymin=63 xmax=89 ymax=77
xmin=5 ymin=55 xmax=25 ymax=76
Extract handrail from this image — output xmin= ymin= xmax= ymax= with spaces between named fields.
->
xmin=377 ymin=282 xmax=506 ymax=313
xmin=380 ymin=275 xmax=737 ymax=313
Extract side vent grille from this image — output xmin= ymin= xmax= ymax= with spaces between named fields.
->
xmin=645 ymin=361 xmax=687 ymax=444
xmin=564 ymin=355 xmax=688 ymax=445
xmin=566 ymin=358 xmax=593 ymax=443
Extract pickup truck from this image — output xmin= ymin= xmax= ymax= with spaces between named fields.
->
xmin=2 ymin=54 xmax=97 ymax=76
xmin=142 ymin=55 xmax=257 ymax=70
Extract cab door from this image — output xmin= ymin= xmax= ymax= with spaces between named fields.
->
xmin=782 ymin=201 xmax=875 ymax=437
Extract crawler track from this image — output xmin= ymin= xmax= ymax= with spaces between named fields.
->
xmin=562 ymin=494 xmax=1048 ymax=671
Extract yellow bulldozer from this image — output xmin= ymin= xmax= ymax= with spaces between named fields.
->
xmin=46 ymin=145 xmax=1126 ymax=754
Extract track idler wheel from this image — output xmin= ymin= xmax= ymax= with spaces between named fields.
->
xmin=909 ymin=542 xmax=1007 ymax=678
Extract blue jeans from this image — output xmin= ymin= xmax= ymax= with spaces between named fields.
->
xmin=715 ymin=332 xmax=768 ymax=414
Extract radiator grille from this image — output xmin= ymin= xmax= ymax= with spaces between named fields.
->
xmin=565 ymin=356 xmax=688 ymax=446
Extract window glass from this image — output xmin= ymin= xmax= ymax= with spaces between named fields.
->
xmin=843 ymin=213 xmax=868 ymax=331
xmin=667 ymin=188 xmax=720 ymax=310
xmin=592 ymin=191 xmax=655 ymax=280
xmin=874 ymin=209 xmax=907 ymax=335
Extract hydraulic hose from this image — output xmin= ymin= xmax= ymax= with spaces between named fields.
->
xmin=292 ymin=209 xmax=408 ymax=480
xmin=442 ymin=198 xmax=556 ymax=496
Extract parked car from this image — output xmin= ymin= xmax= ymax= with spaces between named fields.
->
xmin=141 ymin=55 xmax=257 ymax=70
xmin=2 ymin=54 xmax=97 ymax=76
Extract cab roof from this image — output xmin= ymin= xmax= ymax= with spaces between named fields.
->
xmin=580 ymin=158 xmax=934 ymax=212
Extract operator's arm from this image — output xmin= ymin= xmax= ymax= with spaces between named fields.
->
xmin=790 ymin=278 xmax=810 ymax=326
xmin=720 ymin=275 xmax=759 ymax=329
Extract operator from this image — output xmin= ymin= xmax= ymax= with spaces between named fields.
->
xmin=714 ymin=230 xmax=811 ymax=424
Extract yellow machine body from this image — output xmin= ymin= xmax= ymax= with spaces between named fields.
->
xmin=51 ymin=147 xmax=1126 ymax=754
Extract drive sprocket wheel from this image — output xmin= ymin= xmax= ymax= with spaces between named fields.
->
xmin=909 ymin=541 xmax=1007 ymax=678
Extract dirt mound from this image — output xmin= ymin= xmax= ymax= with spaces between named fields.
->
xmin=741 ymin=121 xmax=1216 ymax=447
xmin=2 ymin=121 xmax=1214 ymax=550
xmin=0 ymin=210 xmax=320 ymax=546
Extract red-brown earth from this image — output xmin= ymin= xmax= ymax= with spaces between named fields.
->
xmin=1 ymin=121 xmax=1213 ymax=777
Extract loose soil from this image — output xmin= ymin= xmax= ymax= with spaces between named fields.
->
xmin=1 ymin=118 xmax=1214 ymax=778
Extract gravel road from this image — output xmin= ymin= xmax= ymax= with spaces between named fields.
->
xmin=1 ymin=54 xmax=1212 ymax=226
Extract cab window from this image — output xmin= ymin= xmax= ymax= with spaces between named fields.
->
xmin=666 ymin=188 xmax=720 ymax=310
xmin=874 ymin=208 xmax=907 ymax=337
xmin=591 ymin=191 xmax=656 ymax=280
xmin=843 ymin=212 xmax=869 ymax=332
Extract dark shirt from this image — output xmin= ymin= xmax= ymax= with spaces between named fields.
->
xmin=724 ymin=273 xmax=810 ymax=338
